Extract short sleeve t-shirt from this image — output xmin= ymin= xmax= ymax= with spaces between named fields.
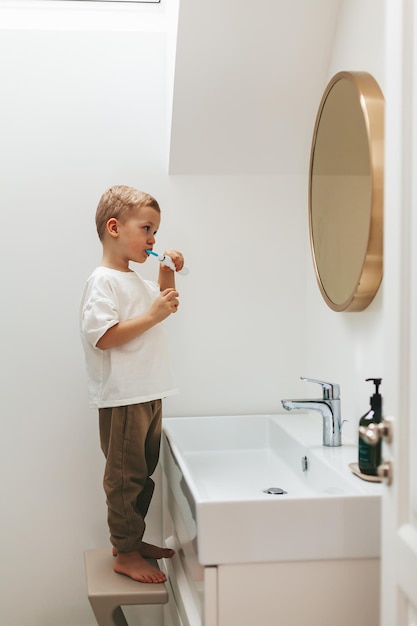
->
xmin=80 ymin=266 xmax=177 ymax=408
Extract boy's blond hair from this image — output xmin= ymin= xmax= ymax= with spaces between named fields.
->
xmin=95 ymin=185 xmax=160 ymax=241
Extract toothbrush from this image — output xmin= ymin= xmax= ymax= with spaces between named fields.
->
xmin=146 ymin=250 xmax=189 ymax=275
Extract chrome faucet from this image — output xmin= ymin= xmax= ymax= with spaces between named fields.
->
xmin=281 ymin=377 xmax=343 ymax=447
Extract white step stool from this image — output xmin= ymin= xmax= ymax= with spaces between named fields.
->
xmin=84 ymin=549 xmax=168 ymax=626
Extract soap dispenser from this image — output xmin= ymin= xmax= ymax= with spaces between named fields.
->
xmin=358 ymin=378 xmax=383 ymax=475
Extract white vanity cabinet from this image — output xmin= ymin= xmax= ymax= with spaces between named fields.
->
xmin=161 ymin=417 xmax=381 ymax=626
xmin=161 ymin=430 xmax=217 ymax=626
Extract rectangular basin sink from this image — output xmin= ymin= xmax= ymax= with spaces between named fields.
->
xmin=162 ymin=414 xmax=381 ymax=565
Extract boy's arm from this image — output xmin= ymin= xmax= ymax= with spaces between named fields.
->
xmin=96 ymin=288 xmax=179 ymax=350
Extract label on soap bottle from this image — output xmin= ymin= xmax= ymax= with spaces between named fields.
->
xmin=358 ymin=410 xmax=381 ymax=475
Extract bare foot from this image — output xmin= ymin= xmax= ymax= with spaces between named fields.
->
xmin=113 ymin=551 xmax=167 ymax=583
xmin=112 ymin=542 xmax=175 ymax=560
xmin=140 ymin=541 xmax=175 ymax=560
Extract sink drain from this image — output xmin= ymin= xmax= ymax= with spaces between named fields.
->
xmin=263 ymin=487 xmax=287 ymax=495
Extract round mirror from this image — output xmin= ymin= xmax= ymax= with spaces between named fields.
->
xmin=309 ymin=71 xmax=384 ymax=312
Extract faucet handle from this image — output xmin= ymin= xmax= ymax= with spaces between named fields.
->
xmin=300 ymin=377 xmax=340 ymax=400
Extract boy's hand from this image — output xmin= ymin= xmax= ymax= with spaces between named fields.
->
xmin=162 ymin=249 xmax=185 ymax=273
xmin=96 ymin=288 xmax=179 ymax=350
xmin=150 ymin=288 xmax=179 ymax=322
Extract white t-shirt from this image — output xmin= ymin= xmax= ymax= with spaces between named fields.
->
xmin=80 ymin=266 xmax=178 ymax=409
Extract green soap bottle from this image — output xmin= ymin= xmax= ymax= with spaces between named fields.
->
xmin=358 ymin=378 xmax=382 ymax=476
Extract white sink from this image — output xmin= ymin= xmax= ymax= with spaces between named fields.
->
xmin=162 ymin=413 xmax=381 ymax=565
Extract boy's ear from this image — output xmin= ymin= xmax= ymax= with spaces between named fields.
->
xmin=106 ymin=218 xmax=119 ymax=238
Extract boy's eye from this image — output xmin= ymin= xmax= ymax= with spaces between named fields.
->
xmin=143 ymin=224 xmax=157 ymax=235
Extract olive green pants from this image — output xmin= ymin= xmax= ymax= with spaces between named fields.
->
xmin=98 ymin=400 xmax=162 ymax=553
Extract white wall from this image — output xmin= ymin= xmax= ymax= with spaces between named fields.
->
xmin=304 ymin=0 xmax=386 ymax=441
xmin=0 ymin=0 xmax=385 ymax=624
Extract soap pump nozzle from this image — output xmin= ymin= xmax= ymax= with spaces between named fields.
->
xmin=366 ymin=377 xmax=382 ymax=394
xmin=365 ymin=377 xmax=382 ymax=422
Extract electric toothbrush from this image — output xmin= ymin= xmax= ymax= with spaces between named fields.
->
xmin=146 ymin=250 xmax=189 ymax=275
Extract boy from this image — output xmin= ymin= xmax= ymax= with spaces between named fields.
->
xmin=80 ymin=185 xmax=184 ymax=583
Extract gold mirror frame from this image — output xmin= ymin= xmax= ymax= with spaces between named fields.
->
xmin=308 ymin=71 xmax=384 ymax=312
